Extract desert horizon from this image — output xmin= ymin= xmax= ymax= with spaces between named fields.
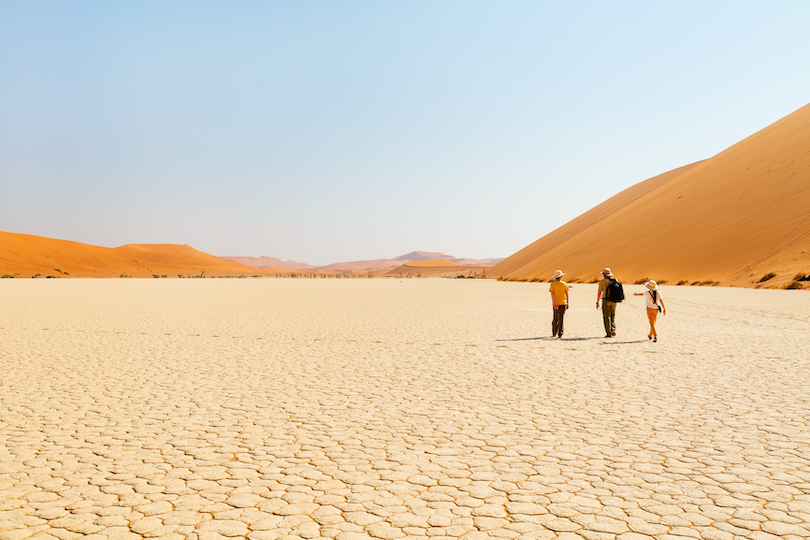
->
xmin=0 ymin=230 xmax=502 ymax=280
xmin=3 ymin=224 xmax=808 ymax=288
xmin=4 ymin=103 xmax=808 ymax=288
xmin=4 ymin=5 xmax=810 ymax=540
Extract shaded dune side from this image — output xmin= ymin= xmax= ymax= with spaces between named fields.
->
xmin=490 ymin=103 xmax=810 ymax=286
xmin=0 ymin=232 xmax=260 ymax=277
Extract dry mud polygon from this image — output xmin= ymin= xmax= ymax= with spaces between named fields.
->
xmin=1 ymin=280 xmax=809 ymax=540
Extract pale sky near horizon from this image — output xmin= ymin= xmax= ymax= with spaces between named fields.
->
xmin=2 ymin=2 xmax=809 ymax=266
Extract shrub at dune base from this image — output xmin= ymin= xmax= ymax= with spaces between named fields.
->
xmin=758 ymin=272 xmax=777 ymax=283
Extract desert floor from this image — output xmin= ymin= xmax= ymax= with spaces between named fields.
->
xmin=1 ymin=279 xmax=809 ymax=540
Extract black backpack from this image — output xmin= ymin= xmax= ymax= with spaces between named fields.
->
xmin=605 ymin=278 xmax=625 ymax=302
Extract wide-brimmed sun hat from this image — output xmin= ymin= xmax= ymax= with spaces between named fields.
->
xmin=601 ymin=268 xmax=613 ymax=276
xmin=552 ymin=269 xmax=565 ymax=279
xmin=645 ymin=280 xmax=659 ymax=291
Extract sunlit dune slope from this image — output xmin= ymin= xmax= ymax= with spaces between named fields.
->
xmin=490 ymin=103 xmax=810 ymax=287
xmin=0 ymin=232 xmax=260 ymax=278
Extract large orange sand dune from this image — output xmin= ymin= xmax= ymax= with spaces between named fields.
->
xmin=490 ymin=103 xmax=810 ymax=288
xmin=0 ymin=232 xmax=260 ymax=278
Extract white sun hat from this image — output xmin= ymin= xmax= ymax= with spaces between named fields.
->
xmin=552 ymin=270 xmax=565 ymax=279
xmin=601 ymin=268 xmax=613 ymax=276
xmin=645 ymin=280 xmax=659 ymax=291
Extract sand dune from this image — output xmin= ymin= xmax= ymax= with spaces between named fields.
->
xmin=386 ymin=259 xmax=488 ymax=277
xmin=316 ymin=258 xmax=403 ymax=272
xmin=0 ymin=231 xmax=260 ymax=278
xmin=225 ymin=251 xmax=503 ymax=274
xmin=400 ymin=259 xmax=462 ymax=268
xmin=393 ymin=251 xmax=452 ymax=262
xmin=2 ymin=234 xmax=501 ymax=278
xmin=308 ymin=252 xmax=461 ymax=273
xmin=490 ymin=103 xmax=810 ymax=288
xmin=255 ymin=266 xmax=298 ymax=275
xmin=221 ymin=256 xmax=315 ymax=270
xmin=453 ymin=257 xmax=504 ymax=266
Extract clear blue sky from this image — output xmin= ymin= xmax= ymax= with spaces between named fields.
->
xmin=2 ymin=1 xmax=809 ymax=265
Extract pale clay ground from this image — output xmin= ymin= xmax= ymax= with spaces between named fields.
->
xmin=1 ymin=279 xmax=809 ymax=540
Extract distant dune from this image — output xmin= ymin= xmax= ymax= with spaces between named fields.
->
xmin=490 ymin=103 xmax=810 ymax=288
xmin=400 ymin=260 xmax=462 ymax=268
xmin=386 ymin=259 xmax=488 ymax=277
xmin=1 ymin=233 xmax=502 ymax=279
xmin=452 ymin=257 xmax=504 ymax=267
xmin=221 ymin=256 xmax=315 ymax=270
xmin=227 ymin=251 xmax=504 ymax=274
xmin=393 ymin=251 xmax=451 ymax=262
xmin=0 ymin=232 xmax=259 ymax=278
xmin=316 ymin=259 xmax=403 ymax=273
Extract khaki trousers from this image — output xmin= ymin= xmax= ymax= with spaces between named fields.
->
xmin=602 ymin=300 xmax=616 ymax=335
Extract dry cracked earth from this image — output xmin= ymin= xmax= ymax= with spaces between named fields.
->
xmin=1 ymin=279 xmax=809 ymax=540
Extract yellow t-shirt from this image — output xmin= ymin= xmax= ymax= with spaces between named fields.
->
xmin=549 ymin=280 xmax=569 ymax=306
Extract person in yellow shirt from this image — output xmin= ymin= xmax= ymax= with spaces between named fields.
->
xmin=549 ymin=269 xmax=569 ymax=338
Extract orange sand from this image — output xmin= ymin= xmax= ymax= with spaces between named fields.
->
xmin=490 ymin=104 xmax=810 ymax=288
xmin=0 ymin=232 xmax=260 ymax=278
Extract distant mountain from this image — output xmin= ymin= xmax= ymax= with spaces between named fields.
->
xmin=222 ymin=251 xmax=504 ymax=273
xmin=391 ymin=251 xmax=503 ymax=266
xmin=221 ymin=256 xmax=315 ymax=270
xmin=392 ymin=251 xmax=452 ymax=262
xmin=385 ymin=259 xmax=489 ymax=278
xmin=490 ymin=102 xmax=810 ymax=288
xmin=452 ymin=257 xmax=505 ymax=267
xmin=315 ymin=259 xmax=402 ymax=272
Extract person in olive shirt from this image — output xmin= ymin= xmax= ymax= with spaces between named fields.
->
xmin=549 ymin=269 xmax=569 ymax=338
xmin=596 ymin=267 xmax=617 ymax=338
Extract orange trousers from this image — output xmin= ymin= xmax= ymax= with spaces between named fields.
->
xmin=646 ymin=307 xmax=659 ymax=337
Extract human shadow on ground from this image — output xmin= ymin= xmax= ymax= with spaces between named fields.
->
xmin=496 ymin=336 xmax=604 ymax=342
xmin=496 ymin=336 xmax=649 ymax=343
xmin=495 ymin=336 xmax=549 ymax=342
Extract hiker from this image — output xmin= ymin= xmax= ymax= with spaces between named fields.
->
xmin=596 ymin=268 xmax=623 ymax=337
xmin=634 ymin=280 xmax=666 ymax=342
xmin=549 ymin=269 xmax=569 ymax=338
